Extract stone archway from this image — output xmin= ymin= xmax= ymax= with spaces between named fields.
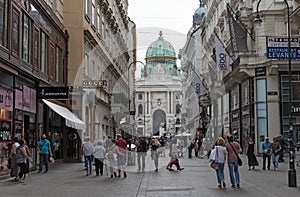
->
xmin=152 ymin=109 xmax=166 ymax=136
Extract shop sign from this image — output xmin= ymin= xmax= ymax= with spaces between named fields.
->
xmin=266 ymin=36 xmax=300 ymax=59
xmin=0 ymin=87 xmax=13 ymax=111
xmin=37 ymin=86 xmax=69 ymax=99
xmin=255 ymin=67 xmax=266 ymax=77
xmin=0 ymin=119 xmax=11 ymax=143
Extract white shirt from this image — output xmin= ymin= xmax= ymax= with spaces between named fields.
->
xmin=93 ymin=145 xmax=105 ymax=159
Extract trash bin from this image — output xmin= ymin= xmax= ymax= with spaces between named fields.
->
xmin=127 ymin=144 xmax=136 ymax=166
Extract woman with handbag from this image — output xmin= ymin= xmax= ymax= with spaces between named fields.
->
xmin=226 ymin=135 xmax=242 ymax=188
xmin=210 ymin=137 xmax=227 ymax=189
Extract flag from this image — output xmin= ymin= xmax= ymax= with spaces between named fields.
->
xmin=215 ymin=36 xmax=229 ymax=71
xmin=208 ymin=63 xmax=218 ymax=81
xmin=227 ymin=4 xmax=248 ymax=52
xmin=194 ymin=72 xmax=201 ymax=95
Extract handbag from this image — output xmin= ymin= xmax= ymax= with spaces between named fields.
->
xmin=229 ymin=142 xmax=242 ymax=166
xmin=210 ymin=147 xmax=219 ymax=170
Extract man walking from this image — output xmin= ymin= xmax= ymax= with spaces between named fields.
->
xmin=262 ymin=137 xmax=272 ymax=170
xmin=115 ymin=134 xmax=127 ymax=178
xmin=82 ymin=137 xmax=94 ymax=176
xmin=37 ymin=134 xmax=52 ymax=174
xmin=136 ymin=136 xmax=147 ymax=172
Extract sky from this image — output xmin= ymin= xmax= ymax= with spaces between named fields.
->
xmin=128 ymin=0 xmax=201 ymax=77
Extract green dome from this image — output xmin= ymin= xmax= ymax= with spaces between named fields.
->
xmin=145 ymin=31 xmax=176 ymax=58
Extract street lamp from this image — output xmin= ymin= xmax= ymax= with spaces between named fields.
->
xmin=255 ymin=0 xmax=297 ymax=187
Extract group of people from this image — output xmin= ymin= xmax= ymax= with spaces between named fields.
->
xmin=135 ymin=136 xmax=184 ymax=172
xmin=209 ymin=136 xmax=242 ymax=189
xmin=82 ymin=134 xmax=127 ymax=178
xmin=9 ymin=137 xmax=33 ymax=183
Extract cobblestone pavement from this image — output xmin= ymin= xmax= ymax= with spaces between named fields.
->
xmin=0 ymin=150 xmax=300 ymax=197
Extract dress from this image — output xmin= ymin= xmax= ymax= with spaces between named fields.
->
xmin=246 ymin=142 xmax=259 ymax=167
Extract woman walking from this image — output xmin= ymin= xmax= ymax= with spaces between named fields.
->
xmin=16 ymin=139 xmax=33 ymax=183
xmin=226 ymin=135 xmax=242 ymax=188
xmin=246 ymin=137 xmax=258 ymax=170
xmin=211 ymin=137 xmax=227 ymax=189
xmin=93 ymin=140 xmax=106 ymax=176
xmin=151 ymin=138 xmax=160 ymax=172
xmin=271 ymin=137 xmax=282 ymax=171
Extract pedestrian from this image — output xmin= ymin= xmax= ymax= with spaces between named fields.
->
xmin=23 ymin=140 xmax=31 ymax=176
xmin=194 ymin=137 xmax=199 ymax=157
xmin=166 ymin=138 xmax=184 ymax=171
xmin=93 ymin=140 xmax=106 ymax=176
xmin=226 ymin=135 xmax=242 ymax=188
xmin=115 ymin=134 xmax=127 ymax=178
xmin=246 ymin=137 xmax=259 ymax=170
xmin=106 ymin=140 xmax=117 ymax=178
xmin=136 ymin=136 xmax=147 ymax=172
xmin=10 ymin=136 xmax=20 ymax=181
xmin=16 ymin=139 xmax=33 ymax=183
xmin=210 ymin=137 xmax=227 ymax=189
xmin=271 ymin=137 xmax=282 ymax=171
xmin=188 ymin=138 xmax=194 ymax=159
xmin=262 ymin=137 xmax=272 ymax=170
xmin=277 ymin=134 xmax=287 ymax=163
xmin=151 ymin=138 xmax=160 ymax=172
xmin=52 ymin=140 xmax=60 ymax=160
xmin=159 ymin=137 xmax=166 ymax=157
xmin=37 ymin=134 xmax=52 ymax=174
xmin=82 ymin=137 xmax=94 ymax=176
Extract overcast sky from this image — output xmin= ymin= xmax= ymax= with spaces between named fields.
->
xmin=128 ymin=0 xmax=201 ymax=77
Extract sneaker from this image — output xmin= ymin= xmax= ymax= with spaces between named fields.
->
xmin=237 ymin=184 xmax=240 ymax=188
xmin=178 ymin=168 xmax=184 ymax=171
xmin=18 ymin=179 xmax=25 ymax=183
xmin=124 ymin=171 xmax=127 ymax=178
xmin=218 ymin=184 xmax=222 ymax=189
xmin=275 ymin=168 xmax=278 ymax=171
xmin=222 ymin=182 xmax=226 ymax=188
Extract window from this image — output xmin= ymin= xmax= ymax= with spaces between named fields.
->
xmin=49 ymin=43 xmax=55 ymax=79
xmin=138 ymin=104 xmax=143 ymax=115
xmin=138 ymin=93 xmax=143 ymax=100
xmin=40 ymin=32 xmax=48 ymax=73
xmin=85 ymin=0 xmax=90 ymax=18
xmin=92 ymin=60 xmax=96 ymax=79
xmin=101 ymin=15 xmax=105 ymax=39
xmin=91 ymin=0 xmax=96 ymax=26
xmin=97 ymin=4 xmax=101 ymax=34
xmin=84 ymin=41 xmax=90 ymax=76
xmin=33 ymin=28 xmax=39 ymax=69
xmin=0 ymin=0 xmax=8 ymax=47
xmin=22 ymin=14 xmax=32 ymax=63
xmin=55 ymin=46 xmax=62 ymax=82
xmin=12 ymin=8 xmax=20 ymax=55
xmin=256 ymin=79 xmax=267 ymax=153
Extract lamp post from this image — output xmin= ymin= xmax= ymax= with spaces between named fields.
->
xmin=255 ymin=0 xmax=297 ymax=187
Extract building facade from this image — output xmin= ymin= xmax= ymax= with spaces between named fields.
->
xmin=181 ymin=0 xmax=300 ymax=152
xmin=0 ymin=0 xmax=68 ymax=174
xmin=64 ymin=0 xmax=136 ymax=159
xmin=135 ymin=32 xmax=182 ymax=137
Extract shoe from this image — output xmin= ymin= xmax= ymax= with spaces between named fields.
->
xmin=137 ymin=168 xmax=140 ymax=172
xmin=86 ymin=173 xmax=89 ymax=176
xmin=117 ymin=174 xmax=121 ymax=178
xmin=43 ymin=170 xmax=48 ymax=173
xmin=218 ymin=184 xmax=222 ymax=189
xmin=114 ymin=172 xmax=117 ymax=178
xmin=237 ymin=184 xmax=240 ymax=188
xmin=267 ymin=168 xmax=270 ymax=170
xmin=248 ymin=167 xmax=251 ymax=170
xmin=222 ymin=182 xmax=226 ymax=188
xmin=111 ymin=175 xmax=113 ymax=178
xmin=18 ymin=179 xmax=25 ymax=183
xmin=231 ymin=185 xmax=236 ymax=188
xmin=252 ymin=166 xmax=255 ymax=170
xmin=11 ymin=178 xmax=18 ymax=182
xmin=275 ymin=168 xmax=278 ymax=171
xmin=155 ymin=169 xmax=158 ymax=172
xmin=262 ymin=168 xmax=265 ymax=171
xmin=37 ymin=171 xmax=42 ymax=174
xmin=178 ymin=168 xmax=184 ymax=171
xmin=124 ymin=172 xmax=127 ymax=178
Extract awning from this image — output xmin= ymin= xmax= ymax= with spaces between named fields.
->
xmin=42 ymin=99 xmax=85 ymax=130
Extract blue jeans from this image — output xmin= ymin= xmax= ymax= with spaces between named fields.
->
xmin=137 ymin=152 xmax=146 ymax=171
xmin=272 ymin=154 xmax=279 ymax=169
xmin=216 ymin=163 xmax=225 ymax=184
xmin=84 ymin=155 xmax=93 ymax=174
xmin=228 ymin=162 xmax=240 ymax=186
xmin=39 ymin=154 xmax=49 ymax=172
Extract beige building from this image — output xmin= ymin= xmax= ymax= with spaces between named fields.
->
xmin=63 ymin=0 xmax=136 ymax=150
